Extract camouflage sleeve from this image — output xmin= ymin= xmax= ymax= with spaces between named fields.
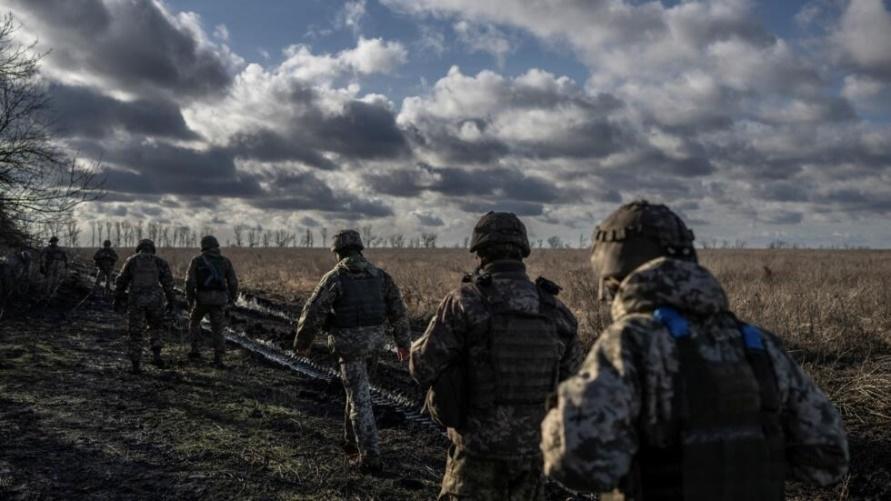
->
xmin=409 ymin=288 xmax=471 ymax=389
xmin=114 ymin=257 xmax=133 ymax=295
xmin=293 ymin=270 xmax=340 ymax=351
xmin=157 ymin=258 xmax=175 ymax=300
xmin=541 ymin=320 xmax=641 ymax=492
xmin=225 ymin=257 xmax=238 ymax=303
xmin=381 ymin=270 xmax=411 ymax=349
xmin=185 ymin=257 xmax=198 ymax=302
xmin=554 ymin=299 xmax=584 ymax=380
xmin=764 ymin=334 xmax=850 ymax=485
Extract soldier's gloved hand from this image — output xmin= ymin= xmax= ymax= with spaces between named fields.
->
xmin=396 ymin=347 xmax=410 ymax=362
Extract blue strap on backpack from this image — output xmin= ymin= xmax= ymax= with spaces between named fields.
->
xmin=654 ymin=306 xmax=766 ymax=349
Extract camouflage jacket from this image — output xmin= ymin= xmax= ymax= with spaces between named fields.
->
xmin=541 ymin=258 xmax=849 ymax=492
xmin=411 ymin=260 xmax=584 ymax=459
xmin=185 ymin=248 xmax=239 ymax=306
xmin=115 ymin=252 xmax=175 ymax=305
xmin=93 ymin=248 xmax=118 ymax=268
xmin=41 ymin=245 xmax=68 ymax=269
xmin=293 ymin=255 xmax=411 ymax=359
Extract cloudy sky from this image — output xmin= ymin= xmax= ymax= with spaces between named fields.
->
xmin=5 ymin=0 xmax=891 ymax=247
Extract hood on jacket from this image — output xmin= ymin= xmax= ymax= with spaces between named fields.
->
xmin=611 ymin=257 xmax=729 ymax=320
xmin=337 ymin=255 xmax=373 ymax=274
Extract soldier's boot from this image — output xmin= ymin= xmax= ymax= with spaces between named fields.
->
xmin=341 ymin=439 xmax=359 ymax=455
xmin=130 ymin=357 xmax=142 ymax=374
xmin=151 ymin=348 xmax=166 ymax=369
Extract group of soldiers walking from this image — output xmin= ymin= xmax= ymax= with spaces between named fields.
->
xmin=292 ymin=202 xmax=849 ymax=500
xmin=3 ymin=200 xmax=849 ymax=499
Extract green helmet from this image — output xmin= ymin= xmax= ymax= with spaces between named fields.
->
xmin=331 ymin=229 xmax=364 ymax=252
xmin=469 ymin=212 xmax=531 ymax=257
xmin=200 ymin=235 xmax=220 ymax=251
xmin=103 ymin=240 xmax=112 ymax=248
xmin=136 ymin=239 xmax=156 ymax=254
xmin=591 ymin=200 xmax=696 ymax=301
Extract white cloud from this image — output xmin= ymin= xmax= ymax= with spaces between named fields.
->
xmin=339 ymin=0 xmax=367 ymax=34
xmin=833 ymin=0 xmax=891 ymax=76
xmin=453 ymin=21 xmax=512 ymax=66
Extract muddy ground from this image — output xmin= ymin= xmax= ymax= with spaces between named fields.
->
xmin=1 ymin=270 xmax=888 ymax=500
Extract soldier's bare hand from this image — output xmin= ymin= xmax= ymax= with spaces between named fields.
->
xmin=396 ymin=347 xmax=410 ymax=362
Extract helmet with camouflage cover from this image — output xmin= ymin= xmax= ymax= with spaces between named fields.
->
xmin=591 ymin=200 xmax=696 ymax=301
xmin=200 ymin=235 xmax=220 ymax=251
xmin=136 ymin=238 xmax=156 ymax=254
xmin=469 ymin=211 xmax=531 ymax=258
xmin=331 ymin=229 xmax=364 ymax=253
xmin=103 ymin=240 xmax=112 ymax=248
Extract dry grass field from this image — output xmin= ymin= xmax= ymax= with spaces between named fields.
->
xmin=75 ymin=246 xmax=891 ymax=497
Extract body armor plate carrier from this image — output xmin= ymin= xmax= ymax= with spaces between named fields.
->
xmin=332 ymin=273 xmax=387 ymax=329
xmin=131 ymin=254 xmax=160 ymax=291
xmin=469 ymin=278 xmax=563 ymax=410
xmin=627 ymin=307 xmax=785 ymax=501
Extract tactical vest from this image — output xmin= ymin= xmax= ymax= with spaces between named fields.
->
xmin=130 ymin=254 xmax=161 ymax=291
xmin=628 ymin=307 xmax=785 ymax=501
xmin=331 ymin=272 xmax=387 ymax=329
xmin=45 ymin=248 xmax=66 ymax=264
xmin=95 ymin=249 xmax=116 ymax=263
xmin=196 ymin=255 xmax=227 ymax=291
xmin=467 ymin=277 xmax=563 ymax=410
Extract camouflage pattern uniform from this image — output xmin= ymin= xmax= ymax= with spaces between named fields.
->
xmin=186 ymin=236 xmax=238 ymax=366
xmin=294 ymin=231 xmax=410 ymax=465
xmin=93 ymin=241 xmax=118 ymax=294
xmin=411 ymin=212 xmax=584 ymax=501
xmin=115 ymin=240 xmax=175 ymax=372
xmin=40 ymin=238 xmax=68 ymax=298
xmin=541 ymin=201 xmax=849 ymax=499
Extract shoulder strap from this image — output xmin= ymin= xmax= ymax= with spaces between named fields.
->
xmin=200 ymin=254 xmax=223 ymax=286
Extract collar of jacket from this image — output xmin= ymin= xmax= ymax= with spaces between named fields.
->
xmin=481 ymin=259 xmax=527 ymax=277
xmin=202 ymin=248 xmax=222 ymax=256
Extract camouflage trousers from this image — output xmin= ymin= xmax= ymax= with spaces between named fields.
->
xmin=340 ymin=354 xmax=380 ymax=459
xmin=439 ymin=445 xmax=545 ymax=501
xmin=43 ymin=262 xmax=65 ymax=298
xmin=189 ymin=303 xmax=227 ymax=357
xmin=128 ymin=300 xmax=165 ymax=362
xmin=94 ymin=266 xmax=115 ymax=293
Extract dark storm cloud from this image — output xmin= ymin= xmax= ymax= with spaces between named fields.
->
xmin=49 ymin=83 xmax=198 ymax=140
xmin=228 ymin=129 xmax=337 ymax=170
xmin=100 ymin=142 xmax=262 ymax=198
xmin=757 ymin=210 xmax=804 ymax=225
xmin=364 ymin=163 xmax=568 ymax=203
xmin=459 ymin=200 xmax=543 ymax=217
xmin=251 ymin=171 xmax=393 ymax=218
xmin=10 ymin=0 xmax=235 ymax=99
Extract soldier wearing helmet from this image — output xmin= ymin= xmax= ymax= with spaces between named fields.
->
xmin=541 ymin=201 xmax=849 ymax=499
xmin=293 ymin=229 xmax=411 ymax=474
xmin=185 ymin=235 xmax=238 ymax=368
xmin=410 ymin=212 xmax=582 ymax=500
xmin=114 ymin=238 xmax=175 ymax=374
xmin=93 ymin=239 xmax=119 ymax=295
xmin=40 ymin=235 xmax=68 ymax=299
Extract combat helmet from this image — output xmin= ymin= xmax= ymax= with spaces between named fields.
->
xmin=103 ymin=240 xmax=112 ymax=248
xmin=331 ymin=229 xmax=364 ymax=253
xmin=200 ymin=235 xmax=220 ymax=251
xmin=591 ymin=200 xmax=696 ymax=301
xmin=469 ymin=211 xmax=531 ymax=257
xmin=136 ymin=238 xmax=156 ymax=254
xmin=49 ymin=236 xmax=59 ymax=244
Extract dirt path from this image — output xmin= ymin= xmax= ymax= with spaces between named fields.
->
xmin=0 ymin=283 xmax=444 ymax=500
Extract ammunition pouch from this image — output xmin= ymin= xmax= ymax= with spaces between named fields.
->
xmin=424 ymin=362 xmax=467 ymax=429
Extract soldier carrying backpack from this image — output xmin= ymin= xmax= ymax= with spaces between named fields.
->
xmin=185 ymin=235 xmax=238 ymax=369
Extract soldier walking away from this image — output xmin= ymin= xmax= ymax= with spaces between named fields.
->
xmin=186 ymin=235 xmax=238 ymax=369
xmin=410 ymin=212 xmax=583 ymax=501
xmin=40 ymin=236 xmax=68 ymax=299
xmin=1 ymin=247 xmax=32 ymax=301
xmin=293 ymin=229 xmax=411 ymax=474
xmin=541 ymin=200 xmax=849 ymax=500
xmin=114 ymin=239 xmax=176 ymax=374
xmin=93 ymin=240 xmax=118 ymax=295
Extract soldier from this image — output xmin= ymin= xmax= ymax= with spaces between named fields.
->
xmin=185 ymin=235 xmax=238 ymax=368
xmin=93 ymin=240 xmax=119 ymax=295
xmin=114 ymin=239 xmax=175 ymax=374
xmin=40 ymin=236 xmax=68 ymax=298
xmin=293 ymin=229 xmax=411 ymax=473
xmin=410 ymin=212 xmax=583 ymax=501
xmin=541 ymin=201 xmax=849 ymax=499
xmin=2 ymin=247 xmax=32 ymax=300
